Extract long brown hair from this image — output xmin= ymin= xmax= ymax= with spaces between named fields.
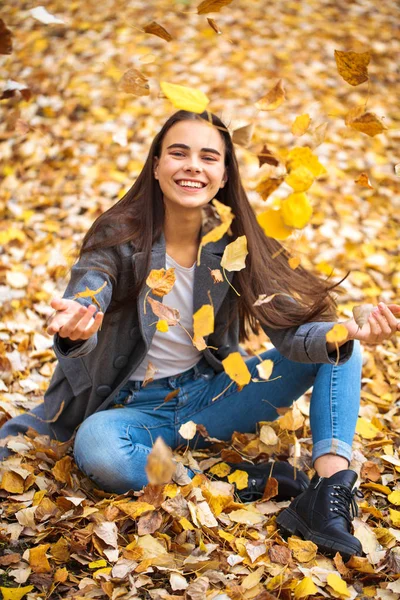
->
xmin=80 ymin=110 xmax=345 ymax=342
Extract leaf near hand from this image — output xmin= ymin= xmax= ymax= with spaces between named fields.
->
xmin=326 ymin=323 xmax=348 ymax=344
xmin=352 ymin=304 xmax=374 ymax=328
xmin=73 ymin=281 xmax=107 ymax=309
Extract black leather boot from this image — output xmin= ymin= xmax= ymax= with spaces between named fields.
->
xmin=276 ymin=469 xmax=362 ymax=560
xmin=214 ymin=461 xmax=309 ymax=502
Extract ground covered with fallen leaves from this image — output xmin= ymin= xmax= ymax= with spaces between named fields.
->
xmin=0 ymin=0 xmax=400 ymax=598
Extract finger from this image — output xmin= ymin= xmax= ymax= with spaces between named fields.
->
xmin=50 ymin=298 xmax=70 ymax=311
xmin=368 ymin=313 xmax=382 ymax=339
xmin=378 ymin=303 xmax=398 ymax=331
xmin=387 ymin=304 xmax=400 ymax=316
xmin=372 ymin=308 xmax=393 ymax=336
xmin=58 ymin=306 xmax=88 ymax=338
xmin=81 ymin=311 xmax=104 ymax=339
xmin=71 ymin=304 xmax=98 ymax=336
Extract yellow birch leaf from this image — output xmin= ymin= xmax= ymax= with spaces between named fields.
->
xmin=326 ymin=324 xmax=349 ymax=344
xmin=232 ymin=123 xmax=254 ymax=147
xmin=327 ymin=573 xmax=351 ymax=598
xmin=361 ymin=482 xmax=391 ymax=495
xmin=29 ymin=544 xmax=51 ymax=573
xmin=116 ymin=501 xmax=155 ymax=519
xmin=222 ymin=352 xmax=251 ymax=387
xmin=73 ymin=281 xmax=107 ymax=309
xmin=288 ymin=256 xmax=301 ymax=270
xmin=257 ymin=208 xmax=293 ymax=240
xmin=241 ymin=566 xmax=264 ymax=590
xmin=160 ymin=81 xmax=209 ymax=113
xmin=212 ymin=198 xmax=234 ymax=223
xmin=218 ymin=529 xmax=235 ymax=543
xmin=145 ymin=437 xmax=175 ymax=485
xmin=285 ymin=166 xmax=315 ymax=192
xmin=255 ymin=80 xmax=285 ymax=111
xmin=198 ymin=220 xmax=232 ymax=263
xmin=221 ymin=235 xmax=248 ymax=271
xmin=209 ymin=462 xmax=231 ymax=477
xmin=228 ymin=508 xmax=265 ymax=525
xmin=143 ymin=21 xmax=172 ymax=42
xmin=281 ymin=193 xmax=313 ymax=229
xmin=260 ymin=425 xmax=279 ymax=445
xmin=89 ymin=559 xmax=108 ymax=568
xmin=193 ymin=335 xmax=207 ymax=351
xmin=278 ymin=404 xmax=304 ymax=431
xmin=179 ymin=517 xmax=195 ymax=530
xmin=347 ymin=111 xmax=387 ymax=137
xmin=256 ymin=359 xmax=274 ymax=380
xmin=156 ymin=319 xmax=169 ymax=332
xmin=193 ymin=304 xmax=214 ymax=338
xmin=291 ymin=114 xmax=311 ymax=136
xmin=0 ymin=471 xmax=24 ymax=493
xmin=286 ymin=146 xmax=327 ymax=178
xmin=294 ymin=577 xmax=318 ymax=599
xmin=334 ymin=50 xmax=370 ymax=86
xmin=54 ymin=567 xmax=68 ymax=583
xmin=146 ymin=268 xmax=176 ymax=297
xmin=356 ymin=417 xmax=380 ymax=440
xmin=354 ymin=172 xmax=373 ymax=188
xmin=388 ymin=490 xmax=400 ymax=506
xmin=228 ymin=470 xmax=249 ymax=490
xmin=389 ymin=508 xmax=400 ymax=527
xmin=255 ymin=176 xmax=284 ymax=200
xmin=93 ymin=567 xmax=112 ymax=578
xmin=118 ymin=68 xmax=150 ymax=96
xmin=143 ymin=361 xmax=158 ymax=387
xmin=288 ymin=537 xmax=318 ymax=562
xmin=197 ymin=0 xmax=233 ymax=14
xmin=0 ymin=586 xmax=34 ymax=600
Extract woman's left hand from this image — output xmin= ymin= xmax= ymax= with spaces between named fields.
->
xmin=345 ymin=302 xmax=400 ymax=344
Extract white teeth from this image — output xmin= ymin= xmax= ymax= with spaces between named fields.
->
xmin=177 ymin=180 xmax=204 ymax=188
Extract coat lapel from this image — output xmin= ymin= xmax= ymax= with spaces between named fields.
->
xmin=133 ymin=228 xmax=234 ymax=350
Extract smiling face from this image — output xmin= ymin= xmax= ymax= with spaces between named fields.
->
xmin=153 ymin=119 xmax=227 ymax=213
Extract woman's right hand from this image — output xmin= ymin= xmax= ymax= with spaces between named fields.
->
xmin=46 ymin=298 xmax=104 ymax=341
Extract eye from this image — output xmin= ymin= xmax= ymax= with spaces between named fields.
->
xmin=171 ymin=151 xmax=185 ymax=157
xmin=203 ymin=156 xmax=217 ymax=162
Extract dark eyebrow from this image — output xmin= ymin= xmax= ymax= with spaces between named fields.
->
xmin=166 ymin=143 xmax=221 ymax=157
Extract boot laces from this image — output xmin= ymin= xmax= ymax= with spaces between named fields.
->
xmin=237 ymin=478 xmax=263 ymax=502
xmin=329 ymin=484 xmax=363 ymax=525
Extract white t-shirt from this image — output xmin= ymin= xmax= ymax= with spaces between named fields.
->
xmin=129 ymin=253 xmax=202 ymax=380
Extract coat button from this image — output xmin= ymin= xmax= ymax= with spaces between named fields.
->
xmin=130 ymin=326 xmax=139 ymax=339
xmin=114 ymin=355 xmax=128 ymax=369
xmin=97 ymin=385 xmax=112 ymax=397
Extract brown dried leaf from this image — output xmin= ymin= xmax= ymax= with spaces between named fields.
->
xmin=262 ymin=476 xmax=278 ymax=501
xmin=137 ymin=510 xmax=163 ymax=536
xmin=269 ymin=544 xmax=292 ymax=565
xmin=145 ymin=437 xmax=175 ymax=485
xmin=118 ymin=68 xmax=150 ymax=96
xmin=143 ymin=21 xmax=172 ymax=41
xmin=147 ymin=297 xmax=180 ymax=325
xmin=207 ymin=18 xmax=222 ymax=34
xmin=197 ymin=0 xmax=233 ymax=14
xmin=0 ymin=19 xmax=13 ymax=55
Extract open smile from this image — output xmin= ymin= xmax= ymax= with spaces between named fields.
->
xmin=174 ymin=179 xmax=207 ymax=191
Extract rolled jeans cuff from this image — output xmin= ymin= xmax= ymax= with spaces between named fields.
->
xmin=312 ymin=438 xmax=353 ymax=465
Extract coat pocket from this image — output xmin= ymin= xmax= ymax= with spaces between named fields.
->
xmin=58 ymin=356 xmax=93 ymax=396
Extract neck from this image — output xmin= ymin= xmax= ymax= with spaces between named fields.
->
xmin=163 ymin=206 xmax=203 ymax=249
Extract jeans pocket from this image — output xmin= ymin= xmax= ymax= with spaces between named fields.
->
xmin=112 ymin=388 xmax=135 ymax=406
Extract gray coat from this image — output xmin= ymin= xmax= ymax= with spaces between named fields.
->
xmin=0 ymin=229 xmax=354 ymax=450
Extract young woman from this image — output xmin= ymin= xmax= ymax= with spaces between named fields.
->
xmin=1 ymin=110 xmax=399 ymax=560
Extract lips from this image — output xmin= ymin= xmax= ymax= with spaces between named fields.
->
xmin=174 ymin=179 xmax=207 ymax=188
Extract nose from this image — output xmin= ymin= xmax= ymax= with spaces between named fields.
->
xmin=183 ymin=157 xmax=203 ymax=172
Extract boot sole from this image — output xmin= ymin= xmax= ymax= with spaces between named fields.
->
xmin=276 ymin=507 xmax=361 ymax=561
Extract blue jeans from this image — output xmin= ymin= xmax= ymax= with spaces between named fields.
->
xmin=73 ymin=343 xmax=362 ymax=493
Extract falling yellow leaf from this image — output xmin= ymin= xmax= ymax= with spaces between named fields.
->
xmin=356 ymin=417 xmax=380 ymax=440
xmin=354 ymin=172 xmax=373 ymax=188
xmin=346 ymin=110 xmax=387 ymax=137
xmin=160 ymin=81 xmax=209 ymax=113
xmin=179 ymin=420 xmax=197 ymax=440
xmin=326 ymin=324 xmax=349 ymax=344
xmin=193 ymin=304 xmax=214 ymax=339
xmin=312 ymin=121 xmax=329 ymax=147
xmin=256 ymin=359 xmax=274 ymax=380
xmin=334 ymin=50 xmax=371 ymax=86
xmin=0 ymin=586 xmax=34 ymax=600
xmin=256 ymin=175 xmax=284 ymax=200
xmin=388 ymin=490 xmax=400 ymax=506
xmin=73 ymin=281 xmax=107 ymax=310
xmin=197 ymin=0 xmax=234 ymax=14
xmin=222 ymin=352 xmax=251 ymax=387
xmin=143 ymin=361 xmax=158 ymax=387
xmin=327 ymin=573 xmax=351 ymax=598
xmin=257 ymin=208 xmax=293 ymax=240
xmin=146 ymin=268 xmax=176 ymax=297
xmin=286 ymin=146 xmax=327 ymax=178
xmin=291 ymin=114 xmax=311 ymax=136
xmin=294 ymin=577 xmax=318 ymax=599
xmin=143 ymin=21 xmax=172 ymax=41
xmin=288 ymin=537 xmax=318 ymax=562
xmin=288 ymin=256 xmax=301 ymax=270
xmin=228 ymin=469 xmax=249 ymax=490
xmin=118 ymin=68 xmax=150 ymax=96
xmin=145 ymin=437 xmax=176 ymax=485
xmin=285 ymin=166 xmax=315 ymax=192
xmin=221 ymin=235 xmax=248 ymax=271
xmin=156 ymin=319 xmax=169 ymax=332
xmin=209 ymin=462 xmax=231 ymax=477
xmin=281 ymin=193 xmax=313 ymax=229
xmin=255 ymin=80 xmax=286 ymax=111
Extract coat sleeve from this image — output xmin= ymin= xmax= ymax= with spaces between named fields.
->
xmin=53 ymin=240 xmax=121 ymax=359
xmin=260 ymin=321 xmax=354 ymax=365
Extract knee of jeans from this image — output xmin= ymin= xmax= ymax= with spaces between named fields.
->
xmin=73 ymin=413 xmax=111 ymax=473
